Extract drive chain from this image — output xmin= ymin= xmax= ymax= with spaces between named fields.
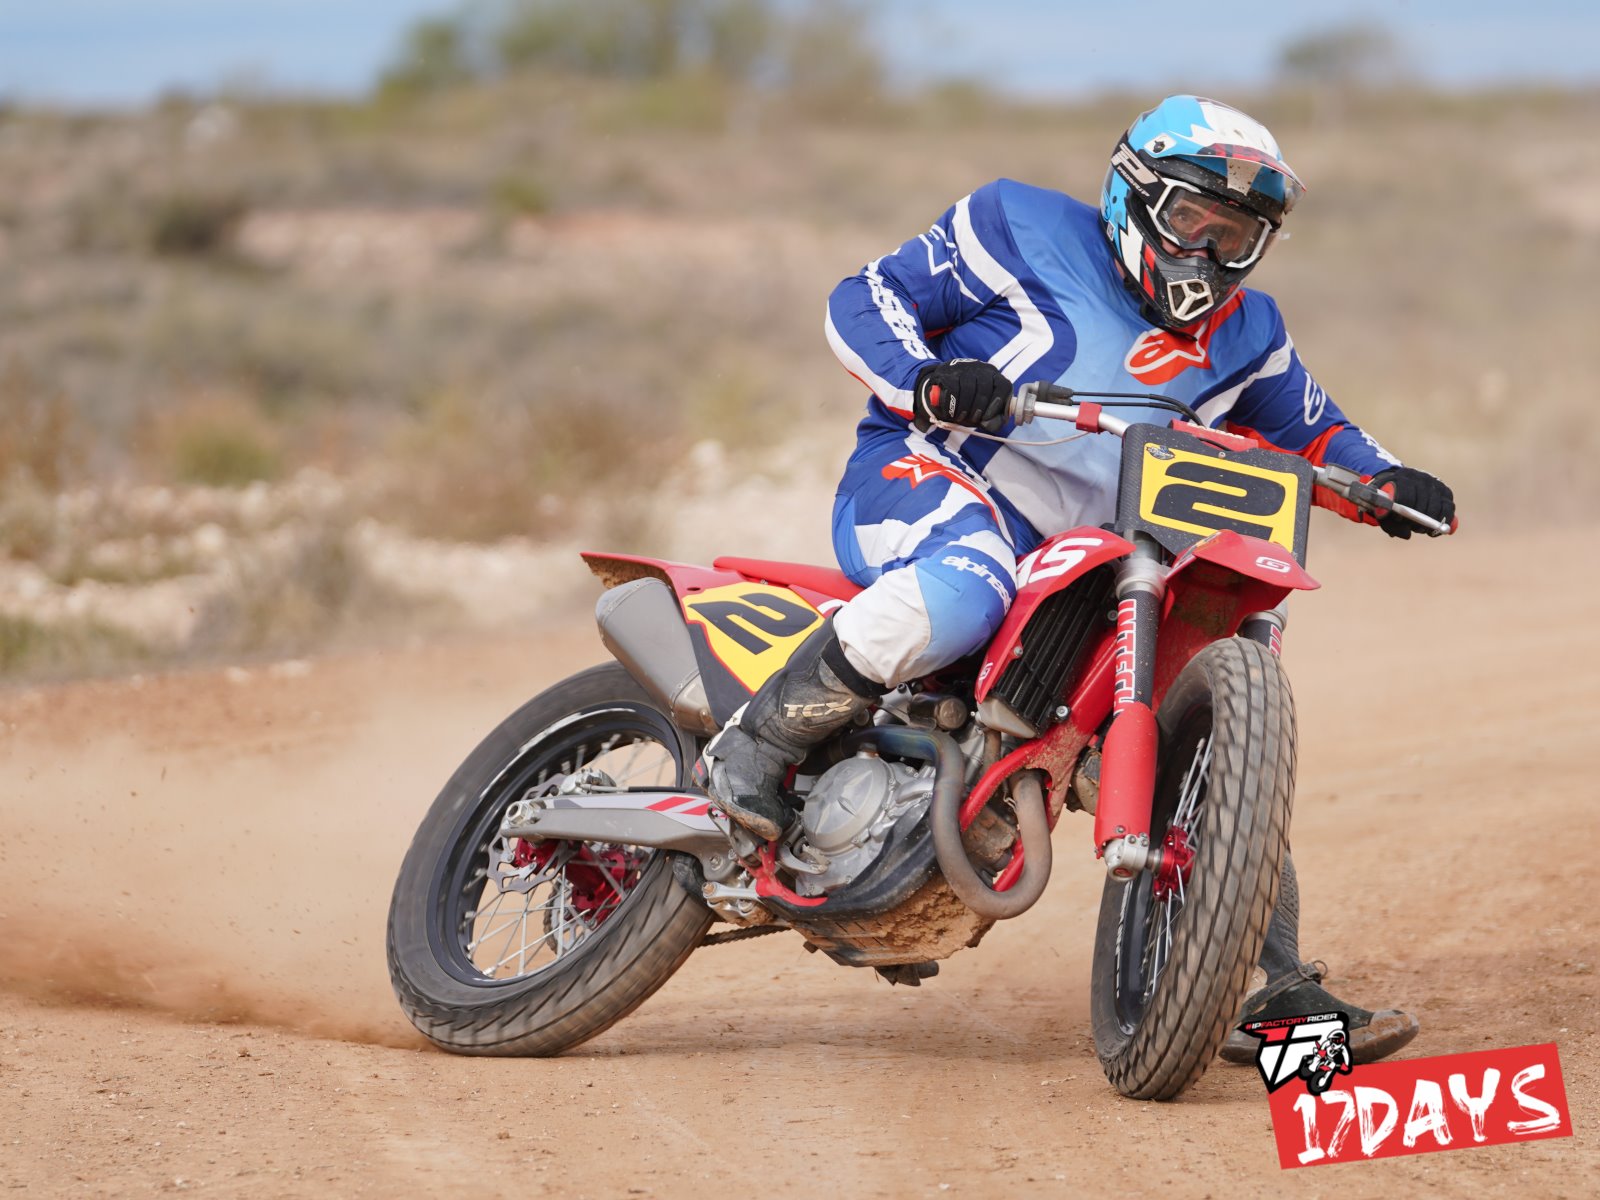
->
xmin=699 ymin=925 xmax=789 ymax=947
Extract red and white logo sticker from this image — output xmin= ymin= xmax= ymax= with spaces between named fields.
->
xmin=1015 ymin=536 xmax=1103 ymax=587
xmin=1124 ymin=291 xmax=1245 ymax=384
xmin=1249 ymin=1031 xmax=1573 ymax=1170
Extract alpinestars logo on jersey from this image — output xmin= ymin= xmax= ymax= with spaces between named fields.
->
xmin=1239 ymin=1011 xmax=1353 ymax=1096
xmin=881 ymin=453 xmax=1000 ymax=523
xmin=1124 ymin=290 xmax=1246 ymax=384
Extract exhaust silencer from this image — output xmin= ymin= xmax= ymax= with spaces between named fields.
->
xmin=596 ymin=578 xmax=717 ymax=736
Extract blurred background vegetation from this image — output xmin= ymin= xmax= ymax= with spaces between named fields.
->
xmin=1 ymin=0 xmax=1596 ymax=676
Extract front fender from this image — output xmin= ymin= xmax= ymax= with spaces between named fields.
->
xmin=1153 ymin=530 xmax=1319 ymax=706
xmin=1169 ymin=529 xmax=1320 ymax=597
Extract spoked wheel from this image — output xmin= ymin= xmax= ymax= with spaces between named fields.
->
xmin=1090 ymin=638 xmax=1294 ymax=1099
xmin=469 ymin=836 xmax=652 ymax=980
xmin=387 ymin=663 xmax=713 ymax=1055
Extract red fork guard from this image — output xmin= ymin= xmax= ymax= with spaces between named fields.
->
xmin=1093 ymin=701 xmax=1158 ymax=852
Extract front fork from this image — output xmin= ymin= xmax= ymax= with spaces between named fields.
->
xmin=1095 ymin=532 xmax=1165 ymax=880
xmin=1092 ymin=548 xmax=1289 ymax=880
xmin=1240 ymin=600 xmax=1289 ymax=657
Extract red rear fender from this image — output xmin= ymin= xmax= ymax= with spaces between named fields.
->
xmin=581 ymin=551 xmax=736 ymax=595
xmin=711 ymin=556 xmax=862 ymax=602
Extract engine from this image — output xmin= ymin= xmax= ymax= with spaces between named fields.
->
xmin=786 ymin=750 xmax=935 ymax=897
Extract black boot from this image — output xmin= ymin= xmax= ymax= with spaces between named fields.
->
xmin=1219 ymin=853 xmax=1421 ymax=1065
xmin=700 ymin=622 xmax=880 ymax=841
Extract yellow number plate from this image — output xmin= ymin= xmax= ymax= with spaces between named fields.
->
xmin=682 ymin=583 xmax=824 ymax=693
xmin=1138 ymin=444 xmax=1303 ymax=553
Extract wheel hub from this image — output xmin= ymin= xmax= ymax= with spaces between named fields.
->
xmin=502 ymin=838 xmax=638 ymax=925
xmin=1150 ymin=825 xmax=1194 ymax=901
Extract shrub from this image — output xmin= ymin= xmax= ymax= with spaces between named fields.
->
xmin=0 ymin=612 xmax=148 ymax=677
xmin=145 ymin=189 xmax=248 ymax=258
xmin=161 ymin=404 xmax=284 ymax=488
xmin=0 ymin=359 xmax=84 ymax=490
xmin=381 ymin=388 xmax=676 ymax=543
xmin=490 ymin=170 xmax=554 ymax=217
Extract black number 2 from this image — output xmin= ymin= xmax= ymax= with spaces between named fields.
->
xmin=1150 ymin=460 xmax=1286 ymax=540
xmin=687 ymin=593 xmax=817 ymax=653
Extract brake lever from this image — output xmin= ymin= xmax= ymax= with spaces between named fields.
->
xmin=1316 ymin=465 xmax=1453 ymax=537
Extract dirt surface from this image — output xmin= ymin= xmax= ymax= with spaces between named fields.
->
xmin=2 ymin=528 xmax=1596 ymax=1197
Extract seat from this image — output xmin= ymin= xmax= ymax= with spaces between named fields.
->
xmin=712 ymin=556 xmax=862 ymax=601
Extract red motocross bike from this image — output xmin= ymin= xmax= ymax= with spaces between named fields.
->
xmin=387 ymin=383 xmax=1452 ymax=1099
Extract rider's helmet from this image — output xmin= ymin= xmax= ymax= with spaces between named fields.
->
xmin=1326 ymin=1029 xmax=1348 ymax=1047
xmin=1101 ymin=95 xmax=1305 ymax=330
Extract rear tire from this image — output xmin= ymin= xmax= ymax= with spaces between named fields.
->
xmin=1090 ymin=638 xmax=1294 ymax=1099
xmin=387 ymin=663 xmax=713 ymax=1055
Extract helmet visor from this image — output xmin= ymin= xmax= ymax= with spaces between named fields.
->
xmin=1150 ymin=179 xmax=1273 ymax=269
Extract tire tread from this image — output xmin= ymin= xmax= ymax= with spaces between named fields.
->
xmin=1091 ymin=638 xmax=1295 ymax=1099
xmin=386 ymin=663 xmax=713 ymax=1056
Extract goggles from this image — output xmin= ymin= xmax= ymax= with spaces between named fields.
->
xmin=1149 ymin=177 xmax=1275 ymax=269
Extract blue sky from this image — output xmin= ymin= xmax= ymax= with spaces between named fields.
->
xmin=1 ymin=1 xmax=1596 ymax=106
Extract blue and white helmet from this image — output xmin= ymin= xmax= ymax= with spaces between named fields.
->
xmin=1101 ymin=95 xmax=1305 ymax=330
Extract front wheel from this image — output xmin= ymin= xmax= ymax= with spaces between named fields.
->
xmin=386 ymin=662 xmax=713 ymax=1055
xmin=1090 ymin=638 xmax=1294 ymax=1099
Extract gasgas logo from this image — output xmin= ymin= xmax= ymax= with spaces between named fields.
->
xmin=1124 ymin=291 xmax=1245 ymax=385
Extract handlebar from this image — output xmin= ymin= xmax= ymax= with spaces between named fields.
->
xmin=1312 ymin=464 xmax=1455 ymax=537
xmin=1008 ymin=382 xmax=1455 ymax=538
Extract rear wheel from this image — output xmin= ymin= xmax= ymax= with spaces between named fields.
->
xmin=1090 ymin=638 xmax=1294 ymax=1099
xmin=387 ymin=663 xmax=713 ymax=1055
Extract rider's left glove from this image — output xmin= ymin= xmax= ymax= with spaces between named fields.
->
xmin=912 ymin=359 xmax=1012 ymax=434
xmin=1369 ymin=467 xmax=1455 ymax=540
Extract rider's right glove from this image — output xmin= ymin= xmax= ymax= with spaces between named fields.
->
xmin=1368 ymin=467 xmax=1456 ymax=540
xmin=913 ymin=359 xmax=1013 ymax=434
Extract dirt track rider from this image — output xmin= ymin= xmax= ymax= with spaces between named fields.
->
xmin=387 ymin=96 xmax=1457 ymax=1098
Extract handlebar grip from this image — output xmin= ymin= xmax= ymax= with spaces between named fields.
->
xmin=1313 ymin=464 xmax=1456 ymax=537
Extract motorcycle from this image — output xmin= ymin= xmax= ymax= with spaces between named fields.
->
xmin=386 ymin=383 xmax=1452 ymax=1099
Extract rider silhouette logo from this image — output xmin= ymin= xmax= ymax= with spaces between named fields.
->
xmin=1239 ymin=1010 xmax=1354 ymax=1096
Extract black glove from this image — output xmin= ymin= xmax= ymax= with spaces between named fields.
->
xmin=912 ymin=359 xmax=1012 ymax=433
xmin=1368 ymin=467 xmax=1455 ymax=540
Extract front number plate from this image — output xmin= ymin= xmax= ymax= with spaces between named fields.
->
xmin=1116 ymin=424 xmax=1314 ymax=563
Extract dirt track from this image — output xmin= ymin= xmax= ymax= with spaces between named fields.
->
xmin=2 ymin=527 xmax=1596 ymax=1197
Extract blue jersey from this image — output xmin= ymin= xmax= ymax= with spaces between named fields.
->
xmin=825 ymin=179 xmax=1399 ymax=541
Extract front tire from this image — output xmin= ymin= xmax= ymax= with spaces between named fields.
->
xmin=387 ymin=663 xmax=714 ymax=1055
xmin=1090 ymin=638 xmax=1294 ymax=1099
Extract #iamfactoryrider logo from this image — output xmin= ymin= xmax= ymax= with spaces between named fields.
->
xmin=1239 ymin=1014 xmax=1573 ymax=1169
xmin=1239 ymin=1010 xmax=1353 ymax=1097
